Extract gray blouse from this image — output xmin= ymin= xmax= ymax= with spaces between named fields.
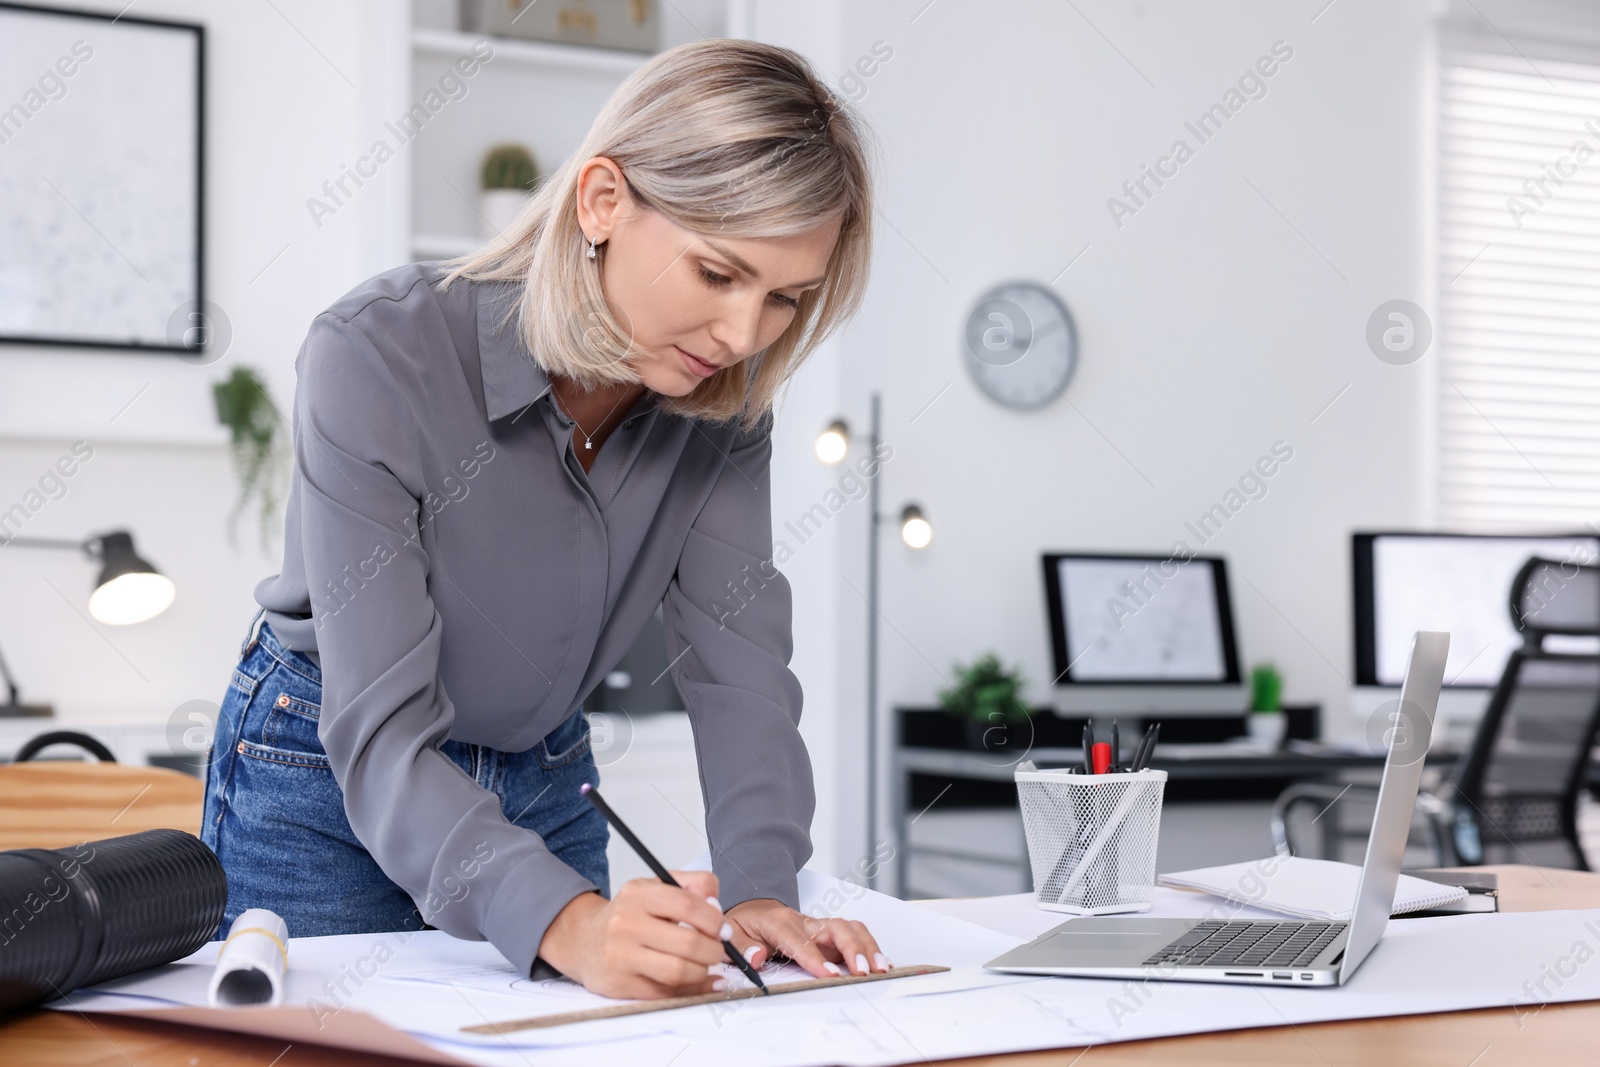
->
xmin=254 ymin=261 xmax=813 ymax=975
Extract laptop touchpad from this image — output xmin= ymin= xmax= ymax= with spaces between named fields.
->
xmin=986 ymin=918 xmax=1197 ymax=971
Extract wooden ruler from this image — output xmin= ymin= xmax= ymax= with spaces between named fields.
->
xmin=462 ymin=964 xmax=951 ymax=1035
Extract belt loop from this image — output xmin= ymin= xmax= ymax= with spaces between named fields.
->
xmin=241 ymin=607 xmax=268 ymax=656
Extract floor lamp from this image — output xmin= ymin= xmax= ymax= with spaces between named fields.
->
xmin=0 ymin=530 xmax=175 ymax=717
xmin=815 ymin=393 xmax=932 ymax=892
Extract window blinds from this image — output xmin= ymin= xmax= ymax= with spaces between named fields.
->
xmin=1438 ymin=24 xmax=1600 ymax=530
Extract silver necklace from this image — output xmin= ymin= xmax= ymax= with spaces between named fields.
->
xmin=552 ymin=385 xmax=630 ymax=450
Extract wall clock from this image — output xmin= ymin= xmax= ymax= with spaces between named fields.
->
xmin=963 ymin=281 xmax=1078 ymax=410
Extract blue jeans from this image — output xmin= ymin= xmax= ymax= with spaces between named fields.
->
xmin=201 ymin=614 xmax=610 ymax=937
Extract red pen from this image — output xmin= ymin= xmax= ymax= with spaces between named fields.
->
xmin=1092 ymin=741 xmax=1112 ymax=775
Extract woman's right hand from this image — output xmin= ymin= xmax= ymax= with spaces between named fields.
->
xmin=537 ymin=870 xmax=734 ymax=999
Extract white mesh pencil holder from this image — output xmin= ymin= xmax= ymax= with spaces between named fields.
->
xmin=1016 ymin=768 xmax=1167 ymax=915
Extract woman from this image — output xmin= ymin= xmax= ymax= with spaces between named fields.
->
xmin=202 ymin=39 xmax=886 ymax=999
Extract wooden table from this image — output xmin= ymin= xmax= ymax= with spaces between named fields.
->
xmin=4 ymin=865 xmax=1598 ymax=1066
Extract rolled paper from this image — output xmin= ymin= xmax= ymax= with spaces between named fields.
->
xmin=208 ymin=909 xmax=289 ymax=1007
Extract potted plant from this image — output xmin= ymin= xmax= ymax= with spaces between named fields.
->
xmin=938 ymin=653 xmax=1032 ymax=753
xmin=213 ymin=366 xmax=288 ymax=550
xmin=479 ymin=143 xmax=539 ymax=239
xmin=1248 ymin=663 xmax=1287 ymax=749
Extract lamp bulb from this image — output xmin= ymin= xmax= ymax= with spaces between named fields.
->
xmin=814 ymin=420 xmax=850 ymax=465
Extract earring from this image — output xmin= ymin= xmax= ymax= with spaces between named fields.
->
xmin=586 ymin=235 xmax=597 ymax=260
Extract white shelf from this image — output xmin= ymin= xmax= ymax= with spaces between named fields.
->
xmin=412 ymin=28 xmax=650 ymax=77
xmin=412 ymin=232 xmax=484 ymax=259
xmin=406 ymin=23 xmax=647 ymax=267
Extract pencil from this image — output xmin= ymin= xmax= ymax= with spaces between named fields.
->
xmin=579 ymin=783 xmax=770 ymax=995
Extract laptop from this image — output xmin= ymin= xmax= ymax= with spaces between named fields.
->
xmin=985 ymin=630 xmax=1449 ymax=988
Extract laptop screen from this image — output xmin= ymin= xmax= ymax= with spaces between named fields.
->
xmin=1340 ymin=630 xmax=1449 ymax=981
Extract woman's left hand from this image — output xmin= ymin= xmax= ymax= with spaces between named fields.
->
xmin=724 ymin=898 xmax=893 ymax=978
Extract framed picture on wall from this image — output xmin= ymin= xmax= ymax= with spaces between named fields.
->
xmin=0 ymin=2 xmax=204 ymax=354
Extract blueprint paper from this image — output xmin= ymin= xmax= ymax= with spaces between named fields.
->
xmin=47 ymin=870 xmax=1600 ymax=1066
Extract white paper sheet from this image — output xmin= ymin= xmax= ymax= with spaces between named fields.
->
xmin=48 ymin=870 xmax=1600 ymax=1067
xmin=73 ymin=932 xmax=664 ymax=1054
xmin=1158 ymin=856 xmax=1468 ymax=919
xmin=56 ymin=867 xmax=1020 ymax=1063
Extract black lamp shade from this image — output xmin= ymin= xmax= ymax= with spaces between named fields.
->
xmin=87 ymin=531 xmax=175 ymax=625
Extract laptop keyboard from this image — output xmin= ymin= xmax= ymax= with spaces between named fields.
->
xmin=1141 ymin=920 xmax=1347 ymax=969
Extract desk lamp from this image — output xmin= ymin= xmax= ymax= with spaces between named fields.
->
xmin=0 ymin=530 xmax=174 ymax=716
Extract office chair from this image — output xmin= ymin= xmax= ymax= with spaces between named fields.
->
xmin=1273 ymin=556 xmax=1600 ymax=870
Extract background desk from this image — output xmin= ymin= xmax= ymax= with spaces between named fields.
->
xmin=892 ymin=742 xmax=1444 ymax=898
xmin=895 ymin=711 xmax=1600 ymax=897
xmin=3 ymin=865 xmax=1597 ymax=1066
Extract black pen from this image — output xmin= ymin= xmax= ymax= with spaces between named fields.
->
xmin=580 ymin=783 xmax=769 ymax=995
xmin=1081 ymin=721 xmax=1094 ymax=775
xmin=1111 ymin=720 xmax=1120 ymax=772
xmin=1134 ymin=722 xmax=1161 ymax=771
xmin=1129 ymin=723 xmax=1151 ymax=770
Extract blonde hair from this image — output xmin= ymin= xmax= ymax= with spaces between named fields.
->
xmin=437 ymin=39 xmax=874 ymax=432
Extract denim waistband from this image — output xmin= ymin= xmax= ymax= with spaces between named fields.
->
xmin=243 ymin=610 xmax=322 ymax=683
xmin=241 ymin=606 xmax=268 ymax=655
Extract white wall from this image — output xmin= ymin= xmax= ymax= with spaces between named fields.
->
xmin=790 ymin=0 xmax=1438 ymax=872
xmin=0 ymin=0 xmax=406 ymax=725
xmin=748 ymin=0 xmax=1447 ymax=880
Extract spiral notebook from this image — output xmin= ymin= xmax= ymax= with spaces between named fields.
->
xmin=1158 ymin=856 xmax=1469 ymax=921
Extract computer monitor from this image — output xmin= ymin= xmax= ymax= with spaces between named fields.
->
xmin=1042 ymin=552 xmax=1246 ymax=714
xmin=1353 ymin=532 xmax=1600 ymax=688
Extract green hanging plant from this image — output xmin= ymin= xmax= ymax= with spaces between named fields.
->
xmin=480 ymin=143 xmax=539 ymax=191
xmin=212 ymin=366 xmax=288 ymax=550
xmin=938 ymin=653 xmax=1032 ymax=725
